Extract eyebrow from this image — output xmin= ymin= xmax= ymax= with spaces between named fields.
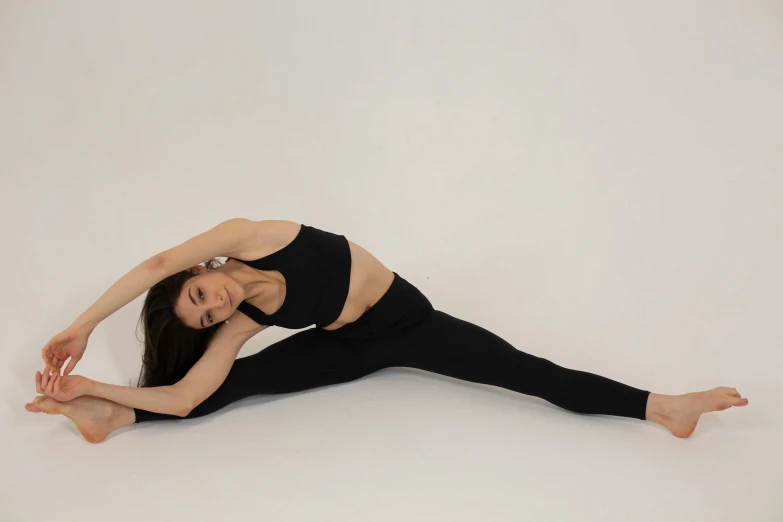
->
xmin=188 ymin=286 xmax=205 ymax=328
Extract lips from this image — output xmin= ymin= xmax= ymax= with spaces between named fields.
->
xmin=226 ymin=288 xmax=233 ymax=306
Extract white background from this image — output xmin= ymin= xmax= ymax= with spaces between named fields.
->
xmin=2 ymin=1 xmax=781 ymax=521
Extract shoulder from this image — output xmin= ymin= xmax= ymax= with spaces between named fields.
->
xmin=229 ymin=219 xmax=300 ymax=239
xmin=255 ymin=219 xmax=301 ymax=236
xmin=231 ymin=220 xmax=303 ymax=260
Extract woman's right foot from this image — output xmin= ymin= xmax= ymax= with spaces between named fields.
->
xmin=25 ymin=395 xmax=135 ymax=443
xmin=646 ymin=387 xmax=749 ymax=438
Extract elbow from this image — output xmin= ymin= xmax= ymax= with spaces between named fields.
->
xmin=147 ymin=254 xmax=166 ymax=271
xmin=146 ymin=254 xmax=168 ymax=278
xmin=171 ymin=383 xmax=199 ymax=417
xmin=175 ymin=396 xmax=196 ymax=417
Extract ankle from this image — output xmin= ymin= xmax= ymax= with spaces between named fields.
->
xmin=111 ymin=403 xmax=136 ymax=429
xmin=645 ymin=393 xmax=672 ymax=420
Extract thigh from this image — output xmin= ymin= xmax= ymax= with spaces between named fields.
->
xmin=387 ymin=310 xmax=528 ymax=379
xmin=177 ymin=328 xmax=380 ymax=420
xmin=218 ymin=327 xmax=377 ymax=396
xmin=382 ymin=309 xmax=577 ymax=396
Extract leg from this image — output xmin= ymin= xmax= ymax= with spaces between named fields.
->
xmin=384 ymin=310 xmax=748 ymax=436
xmin=390 ymin=310 xmax=651 ymax=419
xmin=136 ymin=327 xmax=379 ymax=422
xmin=25 ymin=328 xmax=380 ymax=441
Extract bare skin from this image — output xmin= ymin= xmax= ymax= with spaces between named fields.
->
xmin=645 ymin=387 xmax=748 ymax=438
xmin=25 ymin=395 xmax=135 ymax=443
xmin=25 ymin=387 xmax=748 ymax=443
xmin=26 ymin=220 xmax=749 ymax=442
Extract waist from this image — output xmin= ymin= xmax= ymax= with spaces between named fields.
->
xmin=324 ymin=272 xmax=434 ymax=341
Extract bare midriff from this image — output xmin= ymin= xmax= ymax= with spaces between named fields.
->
xmin=234 ymin=220 xmax=395 ymax=331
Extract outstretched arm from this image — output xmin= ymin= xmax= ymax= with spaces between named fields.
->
xmin=72 ymin=218 xmax=262 ymax=334
xmin=43 ymin=218 xmax=264 ymax=374
xmin=37 ymin=315 xmax=268 ymax=416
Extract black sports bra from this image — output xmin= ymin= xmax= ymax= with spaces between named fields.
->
xmin=229 ymin=224 xmax=352 ymax=329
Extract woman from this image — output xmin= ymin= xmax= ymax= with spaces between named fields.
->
xmin=26 ymin=218 xmax=748 ymax=443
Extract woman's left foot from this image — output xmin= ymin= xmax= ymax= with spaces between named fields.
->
xmin=25 ymin=395 xmax=135 ymax=443
xmin=647 ymin=387 xmax=749 ymax=438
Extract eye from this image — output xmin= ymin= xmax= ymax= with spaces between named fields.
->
xmin=207 ymin=312 xmax=213 ymax=323
xmin=198 ymin=289 xmax=204 ymax=300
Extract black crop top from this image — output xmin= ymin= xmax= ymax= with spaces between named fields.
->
xmin=229 ymin=224 xmax=352 ymax=329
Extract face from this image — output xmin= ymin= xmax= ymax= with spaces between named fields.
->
xmin=176 ymin=268 xmax=241 ymax=329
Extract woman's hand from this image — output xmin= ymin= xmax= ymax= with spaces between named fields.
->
xmin=35 ymin=365 xmax=94 ymax=402
xmin=41 ymin=324 xmax=90 ymax=375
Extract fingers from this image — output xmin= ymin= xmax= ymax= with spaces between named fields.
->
xmin=63 ymin=357 xmax=79 ymax=376
xmin=42 ymin=346 xmax=60 ymax=370
xmin=36 ymin=364 xmax=71 ymax=402
xmin=40 ymin=366 xmax=50 ymax=391
xmin=44 ymin=370 xmax=52 ymax=395
xmin=45 ymin=372 xmax=60 ymax=397
xmin=42 ymin=339 xmax=67 ymax=370
xmin=40 ymin=367 xmax=60 ymax=399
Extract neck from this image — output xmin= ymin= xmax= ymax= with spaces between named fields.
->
xmin=221 ymin=259 xmax=276 ymax=301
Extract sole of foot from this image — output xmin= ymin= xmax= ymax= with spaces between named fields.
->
xmin=25 ymin=395 xmax=130 ymax=443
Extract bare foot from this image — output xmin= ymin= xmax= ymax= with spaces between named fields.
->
xmin=646 ymin=387 xmax=749 ymax=438
xmin=25 ymin=395 xmax=135 ymax=443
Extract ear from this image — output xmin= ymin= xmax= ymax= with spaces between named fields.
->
xmin=187 ymin=265 xmax=206 ymax=275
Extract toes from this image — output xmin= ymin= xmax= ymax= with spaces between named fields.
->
xmin=25 ymin=395 xmax=47 ymax=411
xmin=717 ymin=397 xmax=748 ymax=411
xmin=716 ymin=387 xmax=741 ymax=398
xmin=726 ymin=389 xmax=745 ymax=402
xmin=25 ymin=397 xmax=61 ymax=415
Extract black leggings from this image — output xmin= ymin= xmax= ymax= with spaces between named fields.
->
xmin=134 ymin=272 xmax=650 ymax=423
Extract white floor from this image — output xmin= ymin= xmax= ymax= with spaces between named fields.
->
xmin=2 ymin=2 xmax=781 ymax=521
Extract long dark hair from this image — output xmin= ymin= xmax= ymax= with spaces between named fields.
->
xmin=135 ymin=258 xmax=224 ymax=388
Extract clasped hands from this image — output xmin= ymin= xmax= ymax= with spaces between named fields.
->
xmin=34 ymin=324 xmax=95 ymax=402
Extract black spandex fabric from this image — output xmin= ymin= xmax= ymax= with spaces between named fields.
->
xmin=229 ymin=224 xmax=352 ymax=329
xmin=134 ymin=272 xmax=650 ymax=423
